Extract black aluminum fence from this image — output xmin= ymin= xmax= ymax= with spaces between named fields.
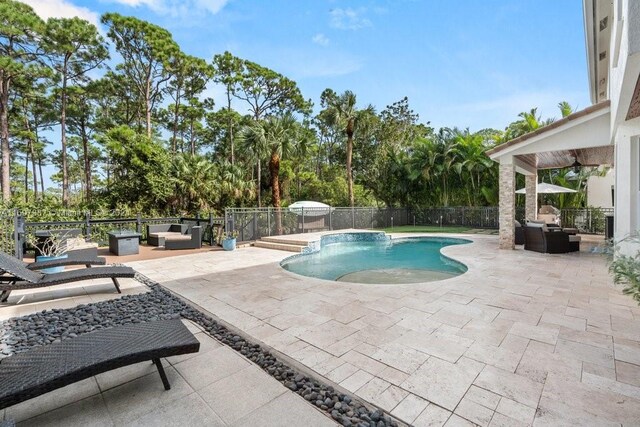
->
xmin=559 ymin=208 xmax=614 ymax=234
xmin=0 ymin=206 xmax=614 ymax=259
xmin=0 ymin=209 xmax=224 ymax=260
xmin=224 ymin=207 xmax=410 ymax=242
xmin=225 ymin=206 xmax=613 ymax=241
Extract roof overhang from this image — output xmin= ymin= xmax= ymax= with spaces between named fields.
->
xmin=583 ymin=0 xmax=613 ymax=104
xmin=487 ymin=101 xmax=613 ymax=172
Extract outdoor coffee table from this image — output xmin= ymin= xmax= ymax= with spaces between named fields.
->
xmin=108 ymin=231 xmax=142 ymax=256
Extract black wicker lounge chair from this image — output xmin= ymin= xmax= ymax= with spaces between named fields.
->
xmin=0 ymin=252 xmax=135 ymax=303
xmin=0 ymin=319 xmax=200 ymax=410
xmin=26 ymin=253 xmax=107 ymax=270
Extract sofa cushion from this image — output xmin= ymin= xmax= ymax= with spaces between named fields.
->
xmin=164 ymin=234 xmax=191 ymax=242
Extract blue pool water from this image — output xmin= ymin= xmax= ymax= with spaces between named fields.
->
xmin=281 ymin=235 xmax=470 ymax=284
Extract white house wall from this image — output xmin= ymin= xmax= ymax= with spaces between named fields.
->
xmin=587 ymin=169 xmax=615 ymax=208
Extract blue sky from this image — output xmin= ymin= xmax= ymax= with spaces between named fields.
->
xmin=24 ymin=0 xmax=589 ymax=131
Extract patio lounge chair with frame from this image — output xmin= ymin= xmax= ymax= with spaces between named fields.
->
xmin=0 ymin=252 xmax=135 ymax=303
xmin=0 ymin=319 xmax=200 ymax=410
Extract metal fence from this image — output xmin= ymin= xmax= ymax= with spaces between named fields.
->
xmin=0 ymin=210 xmax=224 ymax=259
xmin=0 ymin=206 xmax=614 ymax=259
xmin=224 ymin=207 xmax=411 ymax=242
xmin=224 ymin=206 xmax=614 ymax=241
xmin=559 ymin=208 xmax=614 ymax=234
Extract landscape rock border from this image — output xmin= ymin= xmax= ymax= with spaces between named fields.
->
xmin=0 ymin=274 xmax=404 ymax=427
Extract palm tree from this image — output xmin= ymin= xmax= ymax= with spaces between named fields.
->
xmin=213 ymin=159 xmax=255 ymax=208
xmin=558 ymin=101 xmax=575 ymax=118
xmin=238 ymin=115 xmax=297 ymax=233
xmin=237 ymin=124 xmax=270 ymax=207
xmin=171 ymin=154 xmax=218 ymax=213
xmin=322 ymin=89 xmax=375 ymax=207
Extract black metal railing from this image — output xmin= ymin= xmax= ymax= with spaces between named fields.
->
xmin=1 ymin=206 xmax=614 ymax=259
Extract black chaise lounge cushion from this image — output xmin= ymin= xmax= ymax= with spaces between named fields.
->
xmin=0 ymin=319 xmax=200 ymax=410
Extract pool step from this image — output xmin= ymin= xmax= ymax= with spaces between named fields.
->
xmin=254 ymin=240 xmax=307 ymax=252
xmin=260 ymin=236 xmax=311 ymax=246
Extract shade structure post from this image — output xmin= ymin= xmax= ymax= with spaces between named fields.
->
xmin=525 ymin=173 xmax=537 ymax=221
xmin=499 ymin=161 xmax=516 ymax=249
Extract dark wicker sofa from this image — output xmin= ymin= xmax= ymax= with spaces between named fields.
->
xmin=523 ymin=226 xmax=575 ymax=254
xmin=0 ymin=319 xmax=200 ymax=410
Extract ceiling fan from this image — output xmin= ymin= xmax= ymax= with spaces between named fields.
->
xmin=571 ymin=151 xmax=582 ymax=173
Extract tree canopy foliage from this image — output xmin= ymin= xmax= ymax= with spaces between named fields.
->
xmin=0 ymin=0 xmax=593 ymax=215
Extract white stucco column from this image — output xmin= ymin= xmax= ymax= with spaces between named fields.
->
xmin=614 ymin=126 xmax=639 ymax=255
xmin=525 ymin=173 xmax=537 ymax=221
xmin=499 ymin=160 xmax=516 ymax=249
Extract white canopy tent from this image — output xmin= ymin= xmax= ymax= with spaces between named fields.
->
xmin=287 ymin=201 xmax=333 ymax=217
xmin=515 ymin=183 xmax=577 ymax=194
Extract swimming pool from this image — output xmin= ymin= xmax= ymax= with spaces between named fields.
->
xmin=280 ymin=233 xmax=470 ymax=284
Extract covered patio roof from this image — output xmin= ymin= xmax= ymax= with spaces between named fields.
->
xmin=487 ymin=100 xmax=613 ymax=173
xmin=486 ymin=100 xmax=613 ymax=249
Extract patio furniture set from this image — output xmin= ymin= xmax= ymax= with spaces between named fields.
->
xmin=515 ymin=219 xmax=582 ymax=253
xmin=30 ymin=223 xmax=203 ymax=259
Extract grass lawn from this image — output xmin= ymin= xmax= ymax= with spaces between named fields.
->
xmin=377 ymin=225 xmax=473 ymax=233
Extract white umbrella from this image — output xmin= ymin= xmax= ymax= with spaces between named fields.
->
xmin=288 ymin=201 xmax=333 ymax=217
xmin=515 ymin=182 xmax=577 ymax=194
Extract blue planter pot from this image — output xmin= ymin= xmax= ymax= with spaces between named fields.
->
xmin=36 ymin=254 xmax=68 ymax=273
xmin=222 ymin=238 xmax=236 ymax=251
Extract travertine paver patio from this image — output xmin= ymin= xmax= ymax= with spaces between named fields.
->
xmin=0 ymin=258 xmax=337 ymax=426
xmin=125 ymin=232 xmax=640 ymax=426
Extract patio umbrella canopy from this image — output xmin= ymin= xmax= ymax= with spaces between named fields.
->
xmin=287 ymin=201 xmax=333 ymax=217
xmin=515 ymin=182 xmax=577 ymax=194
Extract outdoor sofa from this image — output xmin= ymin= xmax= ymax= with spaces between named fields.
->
xmin=523 ymin=224 xmax=581 ymax=253
xmin=147 ymin=224 xmax=202 ymax=250
xmin=0 ymin=319 xmax=200 ymax=410
xmin=0 ymin=251 xmax=135 ymax=303
xmin=147 ymin=224 xmax=187 ymax=246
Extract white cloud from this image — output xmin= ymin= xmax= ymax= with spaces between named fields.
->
xmin=330 ymin=8 xmax=372 ymax=30
xmin=19 ymin=0 xmax=100 ymax=26
xmin=109 ymin=0 xmax=229 ymax=17
xmin=312 ymin=33 xmax=329 ymax=46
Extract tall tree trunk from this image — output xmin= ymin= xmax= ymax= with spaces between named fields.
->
xmin=24 ymin=145 xmax=29 ymax=202
xmin=257 ymin=160 xmax=261 ymax=207
xmin=171 ymin=84 xmax=181 ymax=153
xmin=38 ymin=156 xmax=44 ymax=195
xmin=81 ymin=119 xmax=91 ymax=203
xmin=145 ymin=79 xmax=152 ymax=139
xmin=0 ymin=87 xmax=10 ymax=201
xmin=30 ymin=142 xmax=38 ymax=201
xmin=24 ymin=115 xmax=38 ymax=201
xmin=270 ymin=153 xmax=282 ymax=234
xmin=61 ymin=55 xmax=70 ymax=207
xmin=190 ymin=117 xmax=195 ymax=155
xmin=227 ymin=91 xmax=234 ymax=165
xmin=346 ymin=119 xmax=355 ymax=207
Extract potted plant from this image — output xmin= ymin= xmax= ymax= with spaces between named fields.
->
xmin=222 ymin=230 xmax=238 ymax=251
xmin=30 ymin=231 xmax=78 ymax=273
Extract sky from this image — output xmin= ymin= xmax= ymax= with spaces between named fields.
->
xmin=20 ymin=0 xmax=591 ymax=132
